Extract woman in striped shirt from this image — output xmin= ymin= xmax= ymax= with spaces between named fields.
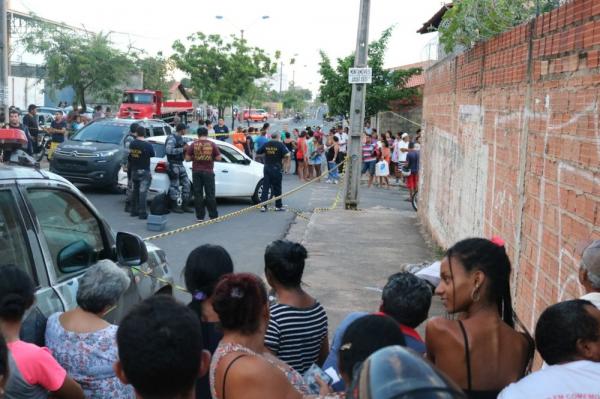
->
xmin=264 ymin=240 xmax=329 ymax=374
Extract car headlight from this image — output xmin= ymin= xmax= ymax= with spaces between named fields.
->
xmin=98 ymin=149 xmax=119 ymax=157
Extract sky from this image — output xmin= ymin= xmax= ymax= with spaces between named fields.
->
xmin=10 ymin=0 xmax=442 ymax=97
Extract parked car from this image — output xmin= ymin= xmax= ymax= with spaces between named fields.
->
xmin=118 ymin=135 xmax=266 ymax=204
xmin=242 ymin=108 xmax=269 ymax=122
xmin=50 ymin=118 xmax=172 ymax=191
xmin=0 ymin=161 xmax=173 ymax=346
xmin=34 ymin=106 xmax=63 ymax=127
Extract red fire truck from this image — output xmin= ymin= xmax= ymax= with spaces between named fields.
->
xmin=118 ymin=84 xmax=193 ymax=124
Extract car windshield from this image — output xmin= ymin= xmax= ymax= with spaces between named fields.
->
xmin=71 ymin=123 xmax=129 ymax=144
xmin=123 ymin=93 xmax=154 ymax=104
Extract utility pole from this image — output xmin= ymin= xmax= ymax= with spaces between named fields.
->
xmin=0 ymin=0 xmax=8 ymax=123
xmin=344 ymin=0 xmax=370 ymax=210
xmin=279 ymin=61 xmax=283 ymax=95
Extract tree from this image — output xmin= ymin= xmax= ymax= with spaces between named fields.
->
xmin=23 ymin=24 xmax=134 ymax=109
xmin=136 ymin=52 xmax=172 ymax=94
xmin=318 ymin=27 xmax=420 ymax=118
xmin=438 ymin=0 xmax=561 ymax=53
xmin=282 ymin=87 xmax=312 ymax=111
xmin=171 ymin=33 xmax=275 ymax=119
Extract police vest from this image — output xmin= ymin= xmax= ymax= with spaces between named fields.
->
xmin=166 ymin=134 xmax=185 ymax=164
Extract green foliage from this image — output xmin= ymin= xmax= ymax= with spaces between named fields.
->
xmin=282 ymin=87 xmax=312 ymax=111
xmin=318 ymin=27 xmax=421 ymax=118
xmin=438 ymin=0 xmax=561 ymax=53
xmin=171 ymin=33 xmax=275 ymax=117
xmin=23 ymin=22 xmax=134 ymax=108
xmin=136 ymin=52 xmax=172 ymax=95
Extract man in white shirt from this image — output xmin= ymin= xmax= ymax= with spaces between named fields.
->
xmin=396 ymin=133 xmax=410 ymax=165
xmin=580 ymin=240 xmax=600 ymax=309
xmin=498 ymin=299 xmax=600 ymax=398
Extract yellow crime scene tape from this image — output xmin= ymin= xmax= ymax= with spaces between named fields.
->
xmin=135 ymin=156 xmax=350 ymax=294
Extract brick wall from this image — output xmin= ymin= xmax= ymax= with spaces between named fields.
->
xmin=421 ymin=0 xmax=600 ymax=330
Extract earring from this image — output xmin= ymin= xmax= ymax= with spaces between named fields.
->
xmin=471 ymin=286 xmax=481 ymax=302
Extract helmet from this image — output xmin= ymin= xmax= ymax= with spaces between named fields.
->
xmin=347 ymin=346 xmax=465 ymax=399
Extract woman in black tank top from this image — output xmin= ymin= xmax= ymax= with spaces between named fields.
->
xmin=425 ymin=238 xmax=534 ymax=399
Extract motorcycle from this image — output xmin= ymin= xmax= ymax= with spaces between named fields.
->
xmin=33 ymin=129 xmax=52 ymax=162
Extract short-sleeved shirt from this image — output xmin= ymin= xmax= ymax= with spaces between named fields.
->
xmin=396 ymin=140 xmax=409 ymax=162
xmin=264 ymin=302 xmax=328 ymax=374
xmin=232 ymin=131 xmax=246 ymax=152
xmin=362 ymin=143 xmax=376 ymax=162
xmin=406 ymin=150 xmax=420 ymax=173
xmin=45 ymin=313 xmax=134 ymax=399
xmin=253 ymin=135 xmax=268 ymax=152
xmin=322 ymin=311 xmax=426 ymax=392
xmin=186 ymin=138 xmax=221 ymax=172
xmin=213 ymin=124 xmax=229 ymax=139
xmin=50 ymin=120 xmax=67 ymax=143
xmin=128 ymin=139 xmax=155 ymax=171
xmin=5 ymin=340 xmax=67 ymax=398
xmin=256 ymin=140 xmax=289 ymax=166
xmin=498 ymin=360 xmax=600 ymax=399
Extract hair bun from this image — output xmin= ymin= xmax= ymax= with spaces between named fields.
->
xmin=289 ymin=243 xmax=307 ymax=262
xmin=0 ymin=293 xmax=27 ymax=319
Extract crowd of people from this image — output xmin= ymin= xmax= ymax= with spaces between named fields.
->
xmin=1 ymin=238 xmax=599 ymax=398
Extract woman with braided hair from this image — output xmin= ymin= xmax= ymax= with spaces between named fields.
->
xmin=425 ymin=237 xmax=534 ymax=399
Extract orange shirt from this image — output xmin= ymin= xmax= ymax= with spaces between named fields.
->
xmin=232 ymin=132 xmax=246 ymax=152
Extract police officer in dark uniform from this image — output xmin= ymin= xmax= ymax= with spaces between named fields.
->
xmin=256 ymin=132 xmax=290 ymax=212
xmin=165 ymin=123 xmax=193 ymax=213
xmin=123 ymin=122 xmax=139 ymax=213
xmin=127 ymin=126 xmax=155 ymax=219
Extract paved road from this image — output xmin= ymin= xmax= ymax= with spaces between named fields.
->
xmin=78 ymin=116 xmax=406 ymax=301
xmin=82 ymin=183 xmax=412 ymax=302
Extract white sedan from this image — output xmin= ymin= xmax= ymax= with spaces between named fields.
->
xmin=118 ymin=135 xmax=266 ymax=203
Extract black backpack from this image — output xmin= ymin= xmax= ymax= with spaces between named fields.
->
xmin=150 ymin=193 xmax=170 ymax=215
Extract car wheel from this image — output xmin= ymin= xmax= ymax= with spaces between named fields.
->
xmin=252 ymin=179 xmax=271 ymax=204
xmin=108 ymin=168 xmax=124 ymax=194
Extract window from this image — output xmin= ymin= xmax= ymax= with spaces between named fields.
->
xmin=71 ymin=123 xmax=128 ymax=144
xmin=26 ymin=189 xmax=105 ymax=279
xmin=148 ymin=142 xmax=166 ymax=158
xmin=152 ymin=126 xmax=165 ymax=137
xmin=219 ymin=145 xmax=247 ymax=164
xmin=122 ymin=93 xmax=154 ymax=104
xmin=165 ymin=125 xmax=172 ymax=135
xmin=0 ymin=191 xmax=35 ymax=280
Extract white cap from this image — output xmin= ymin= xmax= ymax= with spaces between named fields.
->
xmin=401 ymin=133 xmax=409 ymax=139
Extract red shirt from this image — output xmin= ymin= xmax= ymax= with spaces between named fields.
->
xmin=186 ymin=139 xmax=221 ymax=172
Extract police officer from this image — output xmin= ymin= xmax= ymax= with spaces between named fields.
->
xmin=165 ymin=123 xmax=193 ymax=213
xmin=123 ymin=122 xmax=139 ymax=213
xmin=256 ymin=132 xmax=290 ymax=212
xmin=127 ymin=126 xmax=155 ymax=220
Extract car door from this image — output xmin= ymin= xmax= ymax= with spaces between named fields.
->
xmin=20 ymin=186 xmax=141 ymax=323
xmin=213 ymin=146 xmax=235 ymax=196
xmin=217 ymin=145 xmax=259 ymax=196
xmin=0 ymin=186 xmax=63 ymax=345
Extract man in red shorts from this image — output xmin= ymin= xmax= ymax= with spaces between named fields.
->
xmin=405 ymin=141 xmax=419 ymax=201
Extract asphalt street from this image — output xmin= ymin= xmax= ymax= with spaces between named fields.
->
xmin=77 ymin=116 xmax=412 ymax=302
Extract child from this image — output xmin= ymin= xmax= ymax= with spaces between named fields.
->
xmin=376 ymin=139 xmax=391 ymax=188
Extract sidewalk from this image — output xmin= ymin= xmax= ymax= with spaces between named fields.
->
xmin=285 ymin=193 xmax=444 ymax=337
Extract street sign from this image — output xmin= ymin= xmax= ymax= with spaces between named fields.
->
xmin=348 ymin=67 xmax=372 ymax=84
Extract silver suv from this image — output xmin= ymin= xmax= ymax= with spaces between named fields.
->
xmin=0 ymin=162 xmax=173 ymax=345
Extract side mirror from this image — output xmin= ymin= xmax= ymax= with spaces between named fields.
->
xmin=241 ymin=158 xmax=251 ymax=165
xmin=57 ymin=240 xmax=94 ymax=274
xmin=116 ymin=232 xmax=148 ymax=266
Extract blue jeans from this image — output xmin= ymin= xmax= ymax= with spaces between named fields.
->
xmin=328 ymin=161 xmax=340 ymax=180
xmin=129 ymin=169 xmax=152 ymax=216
